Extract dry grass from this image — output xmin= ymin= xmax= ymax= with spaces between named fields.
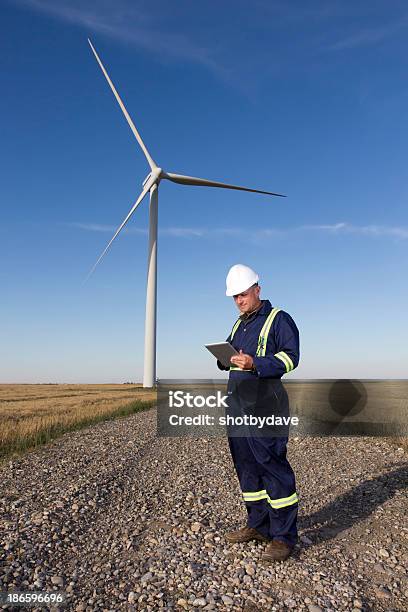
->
xmin=0 ymin=384 xmax=156 ymax=462
xmin=1 ymin=382 xmax=405 ymax=461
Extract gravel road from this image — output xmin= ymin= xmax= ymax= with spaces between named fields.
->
xmin=1 ymin=407 xmax=407 ymax=611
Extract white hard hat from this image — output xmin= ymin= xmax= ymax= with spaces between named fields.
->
xmin=226 ymin=264 xmax=259 ymax=296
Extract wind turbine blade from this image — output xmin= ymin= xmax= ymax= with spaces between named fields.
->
xmin=162 ymin=172 xmax=285 ymax=197
xmin=83 ymin=182 xmax=152 ymax=284
xmin=88 ymin=38 xmax=157 ymax=170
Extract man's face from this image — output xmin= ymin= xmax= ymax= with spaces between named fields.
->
xmin=233 ymin=284 xmax=261 ymax=314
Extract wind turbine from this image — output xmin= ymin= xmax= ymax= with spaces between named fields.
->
xmin=86 ymin=39 xmax=286 ymax=388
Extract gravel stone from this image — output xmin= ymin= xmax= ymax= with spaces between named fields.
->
xmin=140 ymin=571 xmax=153 ymax=583
xmin=190 ymin=522 xmax=202 ymax=533
xmin=375 ymin=586 xmax=392 ymax=599
xmin=0 ymin=409 xmax=407 ymax=611
xmin=192 ymin=597 xmax=207 ymax=606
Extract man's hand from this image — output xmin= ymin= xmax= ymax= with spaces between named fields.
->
xmin=230 ymin=349 xmax=254 ymax=370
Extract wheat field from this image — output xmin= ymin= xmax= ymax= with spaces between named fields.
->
xmin=0 ymin=384 xmax=156 ymax=461
xmin=1 ymin=381 xmax=406 ymax=461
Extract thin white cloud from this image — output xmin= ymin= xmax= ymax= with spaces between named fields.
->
xmin=69 ymin=223 xmax=204 ymax=237
xmin=301 ymin=222 xmax=408 ymax=239
xmin=300 ymin=222 xmax=348 ymax=232
xmin=162 ymin=227 xmax=204 ymax=238
xmin=360 ymin=225 xmax=408 ymax=239
xmin=328 ymin=19 xmax=408 ymax=51
xmin=18 ymin=0 xmax=400 ymax=98
xmin=11 ymin=0 xmax=408 ymax=100
xmin=70 ymin=221 xmax=408 ymax=240
xmin=68 ymin=222 xmax=147 ymax=235
xmin=12 ymin=0 xmax=222 ymax=74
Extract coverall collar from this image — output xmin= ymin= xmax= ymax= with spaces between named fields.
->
xmin=239 ymin=299 xmax=272 ymax=321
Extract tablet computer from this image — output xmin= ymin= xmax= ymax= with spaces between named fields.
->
xmin=205 ymin=342 xmax=239 ymax=368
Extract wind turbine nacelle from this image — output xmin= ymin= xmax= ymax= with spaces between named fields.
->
xmin=142 ymin=167 xmax=163 ymax=188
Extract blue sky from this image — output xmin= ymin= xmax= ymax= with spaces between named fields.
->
xmin=1 ymin=0 xmax=407 ymax=382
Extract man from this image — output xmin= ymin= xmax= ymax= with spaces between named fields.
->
xmin=218 ymin=264 xmax=300 ymax=562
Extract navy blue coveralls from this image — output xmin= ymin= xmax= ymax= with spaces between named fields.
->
xmin=218 ymin=299 xmax=300 ymax=546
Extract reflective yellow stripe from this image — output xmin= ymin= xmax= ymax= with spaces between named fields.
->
xmin=229 ymin=319 xmax=242 ymax=369
xmin=256 ymin=308 xmax=281 ymax=357
xmin=267 ymin=492 xmax=298 ymax=509
xmin=275 ymin=352 xmax=289 ymax=371
xmin=243 ymin=490 xmax=299 ymax=508
xmin=275 ymin=351 xmax=294 ymax=373
xmin=282 ymin=352 xmax=294 ymax=371
xmin=243 ymin=489 xmax=268 ymax=501
xmin=230 ymin=319 xmax=241 ymax=340
xmin=260 ymin=307 xmax=281 ymax=339
xmin=229 ymin=307 xmax=282 ymax=366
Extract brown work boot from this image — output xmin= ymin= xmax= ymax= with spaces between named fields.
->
xmin=225 ymin=526 xmax=270 ymax=543
xmin=261 ymin=539 xmax=293 ymax=562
